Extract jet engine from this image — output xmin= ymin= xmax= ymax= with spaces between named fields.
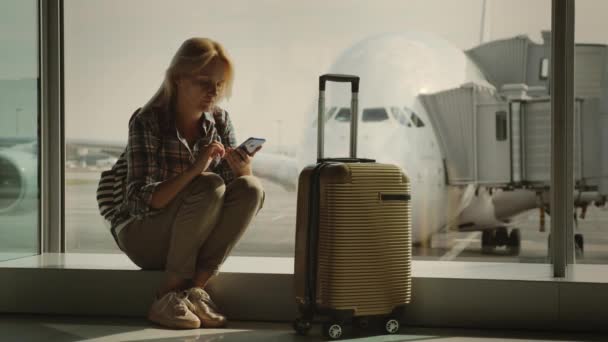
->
xmin=0 ymin=149 xmax=37 ymax=214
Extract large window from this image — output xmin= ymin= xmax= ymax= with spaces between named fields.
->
xmin=573 ymin=0 xmax=608 ymax=264
xmin=63 ymin=0 xmax=601 ymax=266
xmin=0 ymin=0 xmax=40 ymax=261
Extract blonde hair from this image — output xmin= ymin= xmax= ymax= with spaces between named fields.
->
xmin=141 ymin=37 xmax=234 ymax=114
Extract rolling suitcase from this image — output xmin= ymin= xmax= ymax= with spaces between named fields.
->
xmin=293 ymin=74 xmax=413 ymax=339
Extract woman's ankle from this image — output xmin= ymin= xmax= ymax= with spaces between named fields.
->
xmin=157 ymin=276 xmax=191 ymax=298
xmin=192 ymin=270 xmax=214 ymax=289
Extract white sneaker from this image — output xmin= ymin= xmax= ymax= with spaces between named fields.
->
xmin=185 ymin=287 xmax=227 ymax=328
xmin=147 ymin=291 xmax=201 ymax=329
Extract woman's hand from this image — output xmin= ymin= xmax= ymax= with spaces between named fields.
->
xmin=224 ymin=146 xmax=262 ymax=177
xmin=193 ymin=141 xmax=225 ymax=173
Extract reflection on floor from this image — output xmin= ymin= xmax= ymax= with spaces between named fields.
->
xmin=0 ymin=314 xmax=605 ymax=342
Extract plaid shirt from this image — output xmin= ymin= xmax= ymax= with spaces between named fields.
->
xmin=112 ymin=105 xmax=237 ymax=228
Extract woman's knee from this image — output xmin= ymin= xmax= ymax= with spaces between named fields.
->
xmin=186 ymin=173 xmax=226 ymax=202
xmin=232 ymin=175 xmax=264 ymax=201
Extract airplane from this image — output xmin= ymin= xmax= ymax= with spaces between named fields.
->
xmin=253 ymin=31 xmax=607 ymax=255
xmin=2 ymin=31 xmax=606 ymax=256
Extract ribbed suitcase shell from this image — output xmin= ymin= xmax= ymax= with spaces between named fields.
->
xmin=294 ymin=161 xmax=412 ymax=317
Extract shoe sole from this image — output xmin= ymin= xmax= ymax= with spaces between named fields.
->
xmin=148 ymin=311 xmax=200 ymax=329
xmin=200 ymin=319 xmax=227 ymax=328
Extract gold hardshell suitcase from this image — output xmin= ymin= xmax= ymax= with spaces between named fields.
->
xmin=293 ymin=75 xmax=412 ymax=339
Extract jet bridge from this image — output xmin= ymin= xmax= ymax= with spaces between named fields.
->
xmin=466 ymin=31 xmax=608 ymax=101
xmin=420 ymin=82 xmax=608 ymax=197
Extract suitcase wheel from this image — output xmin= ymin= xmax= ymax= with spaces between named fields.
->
xmin=384 ymin=317 xmax=400 ymax=334
xmin=323 ymin=321 xmax=345 ymax=340
xmin=293 ymin=318 xmax=312 ymax=336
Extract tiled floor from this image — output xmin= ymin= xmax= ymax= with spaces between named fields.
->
xmin=0 ymin=314 xmax=605 ymax=342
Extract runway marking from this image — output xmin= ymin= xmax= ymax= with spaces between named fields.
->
xmin=439 ymin=232 xmax=481 ymax=261
xmin=271 ymin=214 xmax=287 ymax=222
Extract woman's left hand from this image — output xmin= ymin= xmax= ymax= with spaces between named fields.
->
xmin=224 ymin=147 xmax=254 ymax=177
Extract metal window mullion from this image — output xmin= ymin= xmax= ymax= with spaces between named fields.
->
xmin=551 ymin=0 xmax=576 ymax=277
xmin=40 ymin=0 xmax=64 ymax=253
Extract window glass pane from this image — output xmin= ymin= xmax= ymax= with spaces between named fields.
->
xmin=573 ymin=0 xmax=608 ymax=264
xmin=65 ymin=0 xmax=555 ymax=265
xmin=539 ymin=58 xmax=550 ymax=80
xmin=390 ymin=107 xmax=409 ymax=127
xmin=410 ymin=111 xmax=425 ymax=128
xmin=396 ymin=108 xmax=410 ymax=127
xmin=495 ymin=111 xmax=508 ymax=141
xmin=389 ymin=107 xmax=399 ymax=121
xmin=334 ymin=108 xmax=352 ymax=122
xmin=0 ymin=0 xmax=40 ymax=261
xmin=362 ymin=108 xmax=389 ymax=122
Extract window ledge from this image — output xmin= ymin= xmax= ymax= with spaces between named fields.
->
xmin=2 ymin=253 xmax=608 ymax=283
xmin=1 ymin=253 xmax=607 ymax=332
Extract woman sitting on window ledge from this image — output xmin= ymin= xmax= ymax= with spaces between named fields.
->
xmin=99 ymin=37 xmax=264 ymax=330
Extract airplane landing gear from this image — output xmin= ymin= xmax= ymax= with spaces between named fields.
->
xmin=481 ymin=229 xmax=496 ymax=254
xmin=481 ymin=227 xmax=521 ymax=255
xmin=575 ymin=233 xmax=584 ymax=254
xmin=507 ymin=229 xmax=521 ymax=255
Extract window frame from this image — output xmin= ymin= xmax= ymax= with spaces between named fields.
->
xmin=43 ymin=0 xmax=579 ymax=277
xmin=40 ymin=0 xmax=65 ymax=253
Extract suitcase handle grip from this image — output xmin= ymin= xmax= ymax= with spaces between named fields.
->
xmin=318 ymin=74 xmax=360 ymax=160
xmin=319 ymin=74 xmax=360 ymax=92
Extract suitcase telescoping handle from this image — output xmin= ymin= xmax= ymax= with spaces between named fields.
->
xmin=318 ymin=74 xmax=360 ymax=161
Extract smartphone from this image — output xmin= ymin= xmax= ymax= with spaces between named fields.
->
xmin=238 ymin=137 xmax=266 ymax=156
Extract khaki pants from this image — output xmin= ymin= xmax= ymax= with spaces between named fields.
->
xmin=117 ymin=173 xmax=264 ymax=278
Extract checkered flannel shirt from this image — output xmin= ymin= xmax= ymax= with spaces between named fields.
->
xmin=111 ymin=106 xmax=237 ymax=229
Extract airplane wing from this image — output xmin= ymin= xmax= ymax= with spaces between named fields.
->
xmin=0 ymin=137 xmax=36 ymax=149
xmin=2 ymin=136 xmax=300 ymax=191
xmin=0 ymin=137 xmax=126 ymax=158
xmin=66 ymin=139 xmax=126 ymax=157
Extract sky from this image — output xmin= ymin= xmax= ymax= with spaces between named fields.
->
xmin=0 ymin=0 xmax=37 ymax=80
xmin=2 ymin=0 xmax=608 ymax=150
